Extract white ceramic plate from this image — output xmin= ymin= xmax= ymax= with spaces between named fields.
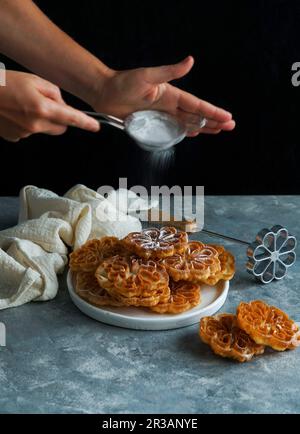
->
xmin=67 ymin=270 xmax=229 ymax=331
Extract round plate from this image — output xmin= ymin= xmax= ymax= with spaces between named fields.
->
xmin=67 ymin=270 xmax=229 ymax=331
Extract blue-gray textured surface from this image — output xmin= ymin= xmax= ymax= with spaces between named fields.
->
xmin=0 ymin=196 xmax=299 ymax=414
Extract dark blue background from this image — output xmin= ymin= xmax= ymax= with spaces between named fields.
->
xmin=1 ymin=0 xmax=299 ymax=195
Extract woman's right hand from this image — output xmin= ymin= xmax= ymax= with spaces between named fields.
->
xmin=0 ymin=71 xmax=100 ymax=142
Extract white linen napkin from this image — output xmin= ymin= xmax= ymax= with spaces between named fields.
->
xmin=0 ymin=184 xmax=149 ymax=310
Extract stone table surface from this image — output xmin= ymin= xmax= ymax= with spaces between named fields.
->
xmin=0 ymin=196 xmax=299 ymax=414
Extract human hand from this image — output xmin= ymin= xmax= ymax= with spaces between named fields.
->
xmin=92 ymin=56 xmax=235 ymax=136
xmin=0 ymin=71 xmax=99 ymax=142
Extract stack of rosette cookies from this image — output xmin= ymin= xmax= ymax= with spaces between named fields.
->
xmin=69 ymin=226 xmax=235 ymax=314
xmin=200 ymin=300 xmax=300 ymax=362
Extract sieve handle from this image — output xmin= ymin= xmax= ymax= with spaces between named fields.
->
xmin=83 ymin=111 xmax=125 ymax=130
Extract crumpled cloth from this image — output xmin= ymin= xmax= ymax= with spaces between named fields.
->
xmin=0 ymin=184 xmax=155 ymax=310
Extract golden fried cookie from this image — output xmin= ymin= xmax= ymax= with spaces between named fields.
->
xmin=105 ymin=283 xmax=170 ymax=308
xmin=207 ymin=244 xmax=225 ymax=255
xmin=95 ymin=255 xmax=170 ymax=307
xmin=69 ymin=236 xmax=126 ymax=273
xmin=201 ymin=250 xmax=235 ymax=286
xmin=75 ymin=271 xmax=123 ymax=307
xmin=121 ymin=226 xmax=188 ymax=259
xmin=237 ymin=300 xmax=300 ymax=351
xmin=151 ymin=279 xmax=201 ymax=314
xmin=200 ymin=314 xmax=265 ymax=362
xmin=162 ymin=241 xmax=220 ymax=283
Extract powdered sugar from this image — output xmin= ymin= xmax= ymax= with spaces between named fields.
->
xmin=125 ymin=110 xmax=186 ymax=152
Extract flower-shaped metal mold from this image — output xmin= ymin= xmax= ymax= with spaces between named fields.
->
xmin=246 ymin=225 xmax=297 ymax=284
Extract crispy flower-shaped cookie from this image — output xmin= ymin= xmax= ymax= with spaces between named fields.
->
xmin=105 ymin=284 xmax=170 ymax=308
xmin=69 ymin=236 xmax=126 ymax=272
xmin=121 ymin=226 xmax=188 ymax=259
xmin=201 ymin=249 xmax=235 ymax=286
xmin=75 ymin=271 xmax=123 ymax=307
xmin=162 ymin=241 xmax=220 ymax=282
xmin=200 ymin=314 xmax=265 ymax=362
xmin=95 ymin=255 xmax=170 ymax=307
xmin=237 ymin=300 xmax=300 ymax=351
xmin=151 ymin=279 xmax=201 ymax=314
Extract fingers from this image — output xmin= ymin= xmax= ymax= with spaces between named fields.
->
xmin=186 ymin=128 xmax=222 ymax=137
xmin=38 ymin=99 xmax=100 ymax=132
xmin=41 ymin=124 xmax=68 ymax=136
xmin=145 ymin=56 xmax=194 ymax=84
xmin=175 ymin=105 xmax=236 ymax=137
xmin=205 ymin=119 xmax=236 ymax=131
xmin=0 ymin=72 xmax=101 ymax=141
xmin=37 ymin=78 xmax=65 ymax=103
xmin=186 ymin=121 xmax=235 ymax=137
xmin=1 ymin=99 xmax=100 ymax=141
xmin=176 ymin=109 xmax=236 ymax=131
xmin=178 ymin=89 xmax=233 ymax=123
xmin=176 ymin=90 xmax=236 ymax=136
xmin=187 ymin=119 xmax=235 ymax=133
xmin=35 ymin=78 xmax=100 ymax=132
xmin=0 ymin=115 xmax=65 ymax=141
xmin=0 ymin=117 xmax=27 ymax=142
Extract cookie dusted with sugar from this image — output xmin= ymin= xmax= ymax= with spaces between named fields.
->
xmin=121 ymin=226 xmax=188 ymax=259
